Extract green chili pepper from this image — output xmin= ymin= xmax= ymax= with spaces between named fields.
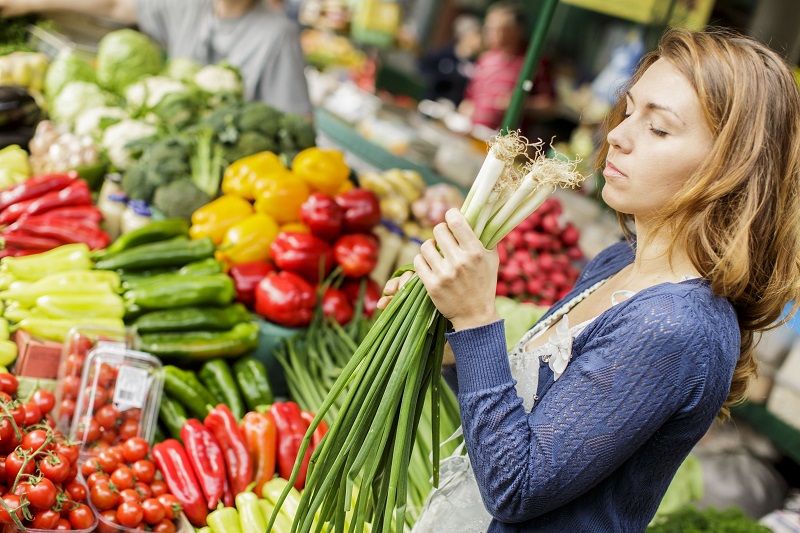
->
xmin=36 ymin=293 xmax=125 ymax=320
xmin=125 ymin=274 xmax=235 ymax=310
xmin=101 ymin=218 xmax=189 ymax=258
xmin=257 ymin=500 xmax=292 ymax=533
xmin=157 ymin=394 xmax=188 ymax=443
xmin=95 ymin=236 xmax=214 ymax=271
xmin=2 ymin=243 xmax=92 ymax=281
xmin=199 ymin=359 xmax=246 ymax=421
xmin=18 ymin=317 xmax=124 ymax=342
xmin=196 ymin=528 xmax=212 ymax=533
xmin=235 ymin=491 xmax=266 ymax=533
xmin=118 ymin=268 xmax=178 ymax=284
xmin=139 ymin=322 xmax=259 ymax=362
xmin=0 ymin=318 xmax=10 ymax=341
xmin=0 ymin=339 xmax=17 ymax=367
xmin=207 ymin=505 xmax=241 ymax=533
xmin=153 ymin=423 xmax=167 ymax=444
xmin=163 ymin=366 xmax=218 ymax=419
xmin=179 ymin=258 xmax=224 ymax=276
xmin=133 ymin=304 xmax=251 ymax=334
xmin=233 ymin=355 xmax=273 ymax=411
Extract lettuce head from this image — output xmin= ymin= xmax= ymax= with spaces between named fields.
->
xmin=96 ymin=29 xmax=164 ymax=93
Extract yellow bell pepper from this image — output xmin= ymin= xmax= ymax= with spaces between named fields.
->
xmin=291 ymin=147 xmax=350 ymax=195
xmin=215 ymin=213 xmax=280 ymax=267
xmin=280 ymin=222 xmax=309 ymax=234
xmin=253 ymin=173 xmax=310 ymax=224
xmin=336 ymin=179 xmax=355 ymax=194
xmin=190 ymin=194 xmax=254 ymax=245
xmin=221 ymin=151 xmax=286 ymax=200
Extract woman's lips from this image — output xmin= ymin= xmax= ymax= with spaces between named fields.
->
xmin=604 ymin=161 xmax=627 ymax=178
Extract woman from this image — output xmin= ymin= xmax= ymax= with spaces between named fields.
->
xmin=378 ymin=28 xmax=800 ymax=532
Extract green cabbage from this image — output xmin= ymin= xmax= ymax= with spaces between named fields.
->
xmin=495 ymin=296 xmax=547 ymax=347
xmin=44 ymin=50 xmax=95 ymax=101
xmin=162 ymin=57 xmax=201 ymax=82
xmin=96 ymin=29 xmax=164 ymax=93
xmin=50 ymin=81 xmax=110 ymax=126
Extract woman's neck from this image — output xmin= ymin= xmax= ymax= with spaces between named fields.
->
xmin=626 ymin=218 xmax=700 ymax=283
xmin=214 ymin=0 xmax=255 ymax=18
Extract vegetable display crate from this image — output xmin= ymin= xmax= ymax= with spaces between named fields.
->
xmin=250 ymin=316 xmax=303 ymax=399
xmin=732 ymin=401 xmax=800 ymax=465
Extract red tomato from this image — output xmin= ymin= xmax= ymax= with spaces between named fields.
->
xmin=39 ymin=453 xmax=70 ymax=483
xmin=5 ymin=450 xmax=34 ymax=484
xmin=31 ymin=389 xmax=56 ymax=415
xmin=62 ymin=375 xmax=80 ymax=399
xmin=55 ymin=441 xmax=80 ymax=466
xmin=59 ymin=399 xmax=76 ymax=419
xmin=119 ymin=488 xmax=143 ymax=504
xmin=90 ymin=483 xmax=120 ymax=511
xmin=101 ymin=428 xmax=118 ymax=444
xmin=0 ymin=494 xmax=22 ymax=524
xmin=0 ymin=455 xmax=5 ymax=480
xmin=76 ymin=416 xmax=101 ymax=443
xmin=97 ymin=364 xmax=116 ymax=388
xmin=45 ymin=414 xmax=57 ymax=429
xmin=156 ymin=494 xmax=180 ymax=521
xmin=149 ymin=480 xmax=168 ymax=497
xmin=32 ymin=509 xmax=61 ymax=529
xmin=7 ymin=403 xmax=25 ymax=427
xmin=86 ymin=471 xmax=110 ymax=489
xmin=64 ymin=481 xmax=87 ymax=503
xmin=55 ymin=517 xmax=71 ymax=530
xmin=124 ymin=408 xmax=142 ymax=421
xmin=110 ymin=466 xmax=134 ymax=490
xmin=0 ymin=374 xmax=18 ymax=395
xmin=21 ymin=478 xmax=56 ymax=509
xmin=96 ymin=451 xmax=119 ymax=474
xmin=21 ymin=429 xmax=50 ymax=453
xmin=121 ymin=438 xmax=149 ymax=463
xmin=94 ymin=405 xmax=120 ymax=430
xmin=118 ymin=420 xmax=140 ymax=442
xmin=141 ymin=498 xmax=165 ymax=525
xmin=134 ymin=481 xmax=152 ymax=500
xmin=63 ymin=461 xmax=79 ymax=484
xmin=117 ymin=501 xmax=143 ymax=528
xmin=106 ymin=446 xmax=125 ymax=465
xmin=98 ymin=510 xmax=120 ymax=533
xmin=0 ymin=420 xmax=12 ymax=443
xmin=23 ymin=401 xmax=42 ymax=426
xmin=132 ymin=460 xmax=155 ymax=484
xmin=68 ymin=503 xmax=94 ymax=530
xmin=83 ymin=386 xmax=108 ymax=412
xmin=64 ymin=354 xmax=84 ymax=376
xmin=81 ymin=459 xmax=103 ymax=478
xmin=152 ymin=519 xmax=176 ymax=533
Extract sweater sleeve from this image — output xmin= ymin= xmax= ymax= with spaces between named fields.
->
xmin=445 ymin=293 xmax=706 ymax=523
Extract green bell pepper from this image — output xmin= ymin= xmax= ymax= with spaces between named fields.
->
xmin=162 ymin=366 xmax=218 ymax=419
xmin=95 ymin=236 xmax=214 ymax=271
xmin=132 ymin=304 xmax=251 ymax=333
xmin=179 ymin=258 xmax=224 ymax=276
xmin=138 ymin=322 xmax=259 ymax=361
xmin=101 ymin=218 xmax=190 ymax=258
xmin=124 ymin=274 xmax=235 ymax=310
xmin=157 ymin=394 xmax=188 ymax=443
xmin=199 ymin=359 xmax=246 ymax=421
xmin=233 ymin=355 xmax=273 ymax=411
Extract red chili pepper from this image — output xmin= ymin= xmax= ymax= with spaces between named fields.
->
xmin=270 ymin=401 xmax=312 ymax=490
xmin=0 ymin=172 xmax=76 ymax=214
xmin=241 ymin=411 xmax=277 ymax=496
xmin=203 ymin=404 xmax=252 ymax=495
xmin=228 ymin=261 xmax=274 ymax=308
xmin=334 ymin=189 xmax=381 ymax=233
xmin=0 ymin=229 xmax=62 ymax=251
xmin=151 ymin=439 xmax=208 ymax=527
xmin=299 ymin=410 xmax=329 ymax=449
xmin=299 ymin=193 xmax=343 ymax=241
xmin=333 ymin=234 xmax=379 ymax=278
xmin=0 ymin=180 xmax=91 ymax=225
xmin=341 ymin=278 xmax=382 ymax=318
xmin=269 ymin=231 xmax=333 ymax=283
xmin=321 ymin=287 xmax=354 ymax=325
xmin=38 ymin=205 xmax=103 ymax=224
xmin=254 ymin=271 xmax=317 ymax=328
xmin=12 ymin=216 xmax=109 ymax=249
xmin=180 ymin=419 xmax=228 ymax=510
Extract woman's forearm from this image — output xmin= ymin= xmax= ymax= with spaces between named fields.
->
xmin=442 ymin=341 xmax=455 ymax=368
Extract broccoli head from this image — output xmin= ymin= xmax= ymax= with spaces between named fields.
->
xmin=222 ymin=131 xmax=278 ymax=165
xmin=237 ymin=101 xmax=282 ymax=139
xmin=153 ymin=179 xmax=211 ymax=220
xmin=278 ymin=113 xmax=316 ymax=154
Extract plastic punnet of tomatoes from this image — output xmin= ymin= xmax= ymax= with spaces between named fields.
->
xmin=68 ymin=346 xmax=163 ymax=460
xmin=84 ymin=438 xmax=186 ymax=533
xmin=54 ymin=326 xmax=132 ymax=435
xmin=0 ymin=376 xmax=97 ymax=533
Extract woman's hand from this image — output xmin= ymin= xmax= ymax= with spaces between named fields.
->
xmin=376 ymin=270 xmax=414 ymax=311
xmin=415 ymin=209 xmax=500 ymax=331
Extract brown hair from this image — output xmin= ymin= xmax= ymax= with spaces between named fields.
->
xmin=596 ymin=27 xmax=800 ymax=419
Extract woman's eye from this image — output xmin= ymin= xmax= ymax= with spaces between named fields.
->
xmin=650 ymin=126 xmax=668 ymax=137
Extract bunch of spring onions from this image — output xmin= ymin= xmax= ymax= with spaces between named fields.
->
xmin=269 ymin=132 xmax=583 ymax=533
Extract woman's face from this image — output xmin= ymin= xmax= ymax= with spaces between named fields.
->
xmin=602 ymin=59 xmax=714 ymax=219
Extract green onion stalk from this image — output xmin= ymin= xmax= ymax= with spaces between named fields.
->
xmin=268 ymin=132 xmax=584 ymax=533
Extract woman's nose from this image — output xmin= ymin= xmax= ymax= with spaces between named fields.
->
xmin=607 ymin=119 xmax=632 ymax=154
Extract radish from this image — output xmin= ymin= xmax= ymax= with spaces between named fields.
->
xmin=509 ymin=278 xmax=526 ymax=297
xmin=560 ymin=223 xmax=580 ymax=246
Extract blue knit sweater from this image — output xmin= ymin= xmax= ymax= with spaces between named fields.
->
xmin=442 ymin=241 xmax=739 ymax=532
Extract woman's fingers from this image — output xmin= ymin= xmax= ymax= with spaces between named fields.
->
xmin=377 ymin=270 xmax=414 ymax=310
xmin=420 ymin=239 xmax=445 ymax=272
xmin=432 ymin=222 xmax=460 ymax=259
xmin=445 ymin=208 xmax=483 ymax=250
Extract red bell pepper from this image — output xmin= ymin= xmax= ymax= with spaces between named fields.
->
xmin=299 ymin=193 xmax=343 ymax=241
xmin=270 ymin=401 xmax=313 ymax=490
xmin=11 ymin=216 xmax=110 ymax=250
xmin=0 ymin=180 xmax=91 ymax=225
xmin=180 ymin=419 xmax=229 ymax=510
xmin=342 ymin=278 xmax=382 ymax=318
xmin=241 ymin=411 xmax=277 ymax=496
xmin=334 ymin=189 xmax=381 ymax=233
xmin=299 ymin=410 xmax=329 ymax=450
xmin=152 ymin=439 xmax=208 ymax=527
xmin=0 ymin=229 xmax=62 ymax=251
xmin=204 ymin=404 xmax=252 ymax=496
xmin=228 ymin=261 xmax=274 ymax=308
xmin=270 ymin=231 xmax=333 ymax=283
xmin=254 ymin=271 xmax=317 ymax=328
xmin=37 ymin=205 xmax=103 ymax=224
xmin=321 ymin=287 xmax=354 ymax=325
xmin=0 ymin=172 xmax=76 ymax=214
xmin=333 ymin=234 xmax=379 ymax=278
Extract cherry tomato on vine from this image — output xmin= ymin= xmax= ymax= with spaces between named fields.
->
xmin=20 ymin=478 xmax=57 ymax=509
xmin=117 ymin=501 xmax=143 ymax=528
xmin=0 ymin=493 xmax=23 ymax=524
xmin=0 ymin=374 xmax=18 ymax=395
xmin=64 ymin=481 xmax=87 ymax=502
xmin=40 ymin=453 xmax=70 ymax=483
xmin=55 ymin=517 xmax=71 ymax=529
xmin=96 ymin=451 xmax=119 ymax=474
xmin=55 ymin=441 xmax=80 ymax=466
xmin=21 ymin=429 xmax=50 ymax=453
xmin=68 ymin=503 xmax=94 ymax=530
xmin=32 ymin=509 xmax=60 ymax=529
xmin=87 ymin=471 xmax=110 ymax=489
xmin=31 ymin=389 xmax=55 ymax=415
xmin=5 ymin=450 xmax=34 ymax=484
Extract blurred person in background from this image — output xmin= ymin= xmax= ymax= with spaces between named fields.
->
xmin=418 ymin=13 xmax=483 ymax=106
xmin=0 ymin=0 xmax=313 ymax=116
xmin=460 ymin=0 xmax=555 ymax=130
